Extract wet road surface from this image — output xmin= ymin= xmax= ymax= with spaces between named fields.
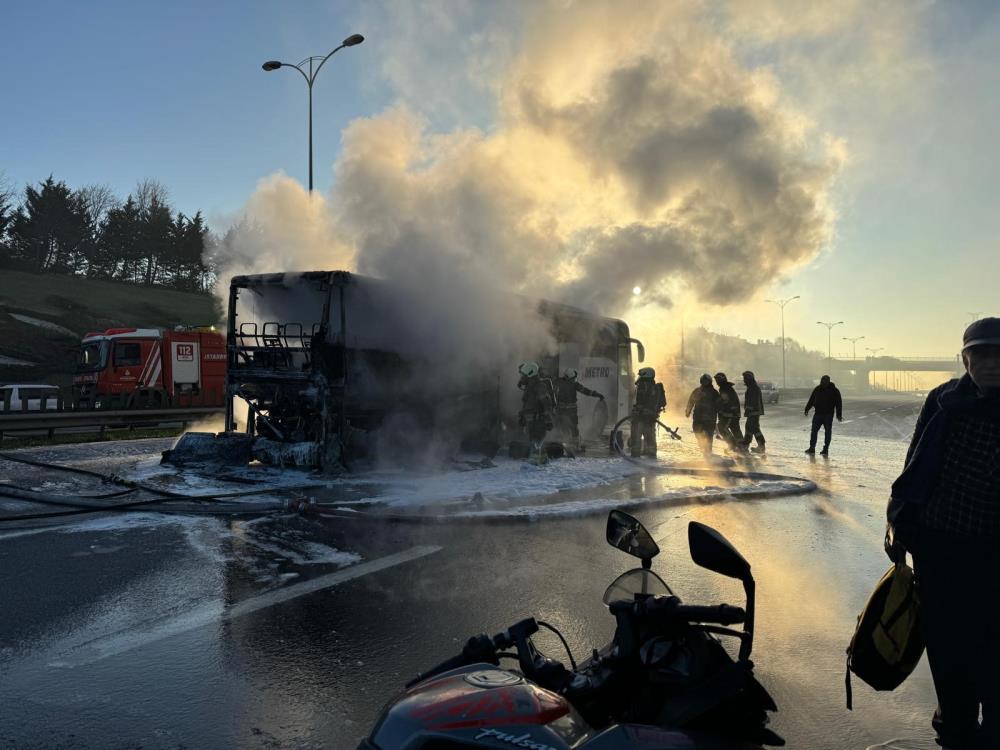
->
xmin=0 ymin=393 xmax=939 ymax=749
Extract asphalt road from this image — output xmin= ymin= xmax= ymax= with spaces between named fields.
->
xmin=0 ymin=393 xmax=939 ymax=749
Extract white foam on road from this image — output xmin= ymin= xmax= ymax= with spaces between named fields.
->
xmin=0 ymin=512 xmax=213 ymax=541
xmin=430 ymin=479 xmax=811 ymax=519
xmin=356 ymin=456 xmax=644 ymax=508
xmin=43 ymin=545 xmax=441 ymax=668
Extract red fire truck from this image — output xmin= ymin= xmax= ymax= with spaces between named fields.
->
xmin=72 ymin=327 xmax=226 ymax=409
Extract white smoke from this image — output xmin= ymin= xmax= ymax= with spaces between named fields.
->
xmin=210 ymin=0 xmax=847 ymax=359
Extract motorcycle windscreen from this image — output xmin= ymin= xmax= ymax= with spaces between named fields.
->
xmin=602 ymin=568 xmax=673 ymax=604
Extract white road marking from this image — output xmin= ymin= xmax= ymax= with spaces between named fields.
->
xmin=44 ymin=545 xmax=442 ymax=668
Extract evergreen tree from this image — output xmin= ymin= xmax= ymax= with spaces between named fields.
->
xmin=7 ymin=176 xmax=91 ymax=273
xmin=96 ymin=197 xmax=142 ymax=281
xmin=139 ymin=195 xmax=173 ymax=286
xmin=184 ymin=211 xmax=210 ymax=291
xmin=0 ymin=174 xmax=15 ymax=264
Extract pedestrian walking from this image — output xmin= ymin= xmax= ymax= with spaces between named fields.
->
xmin=804 ymin=375 xmax=842 ymax=455
xmin=714 ymin=372 xmax=746 ymax=453
xmin=742 ymin=370 xmax=766 ymax=454
xmin=685 ymin=373 xmax=721 ymax=456
xmin=887 ymin=317 xmax=1000 ymax=749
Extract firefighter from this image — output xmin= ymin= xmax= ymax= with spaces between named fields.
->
xmin=552 ymin=368 xmax=604 ymax=450
xmin=631 ymin=367 xmax=666 ymax=458
xmin=517 ymin=362 xmax=554 ymax=451
xmin=741 ymin=370 xmax=766 ymax=454
xmin=685 ymin=373 xmax=721 ymax=456
xmin=714 ymin=372 xmax=747 ymax=453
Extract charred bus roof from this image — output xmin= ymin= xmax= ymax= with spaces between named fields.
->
xmin=228 ymin=270 xmax=632 ymax=340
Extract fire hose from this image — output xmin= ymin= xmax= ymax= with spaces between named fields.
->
xmin=607 ymin=414 xmax=820 ymax=489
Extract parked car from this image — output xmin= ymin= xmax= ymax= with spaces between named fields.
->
xmin=759 ymin=380 xmax=780 ymax=404
xmin=0 ymin=384 xmax=61 ymax=411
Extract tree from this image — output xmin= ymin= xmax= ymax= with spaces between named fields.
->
xmin=7 ymin=176 xmax=91 ymax=273
xmin=94 ymin=197 xmax=142 ymax=280
xmin=177 ymin=211 xmax=209 ymax=291
xmin=0 ymin=171 xmax=15 ymax=264
xmin=76 ymin=183 xmax=119 ymax=226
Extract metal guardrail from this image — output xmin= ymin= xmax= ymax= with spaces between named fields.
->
xmin=0 ymin=407 xmax=223 ymax=441
xmin=833 ymin=356 xmax=958 ymax=362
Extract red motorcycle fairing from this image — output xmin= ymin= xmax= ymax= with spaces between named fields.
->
xmin=369 ymin=664 xmax=589 ymax=749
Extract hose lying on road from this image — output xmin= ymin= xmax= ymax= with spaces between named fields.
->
xmin=0 ymin=451 xmax=321 ymax=500
xmin=609 ymin=415 xmax=819 ymax=487
xmin=0 ymin=452 xmax=299 ymax=525
xmin=0 ymin=483 xmax=137 ymax=500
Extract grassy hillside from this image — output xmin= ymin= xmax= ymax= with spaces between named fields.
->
xmin=0 ymin=270 xmax=223 ymax=386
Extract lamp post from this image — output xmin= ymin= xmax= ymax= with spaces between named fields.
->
xmin=766 ymin=295 xmax=799 ymax=389
xmin=817 ymin=320 xmax=844 ymax=363
xmin=842 ymin=335 xmax=865 ymax=360
xmin=262 ymin=33 xmax=365 ymax=192
xmin=866 ymin=347 xmax=884 ymax=391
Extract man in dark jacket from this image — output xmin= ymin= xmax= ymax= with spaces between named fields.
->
xmin=804 ymin=375 xmax=842 ymax=455
xmin=553 ymin=368 xmax=604 ymax=450
xmin=685 ymin=373 xmax=720 ymax=456
xmin=631 ymin=367 xmax=666 ymax=457
xmin=887 ymin=318 xmax=1000 ymax=749
xmin=741 ymin=370 xmax=766 ymax=454
xmin=714 ymin=372 xmax=746 ymax=453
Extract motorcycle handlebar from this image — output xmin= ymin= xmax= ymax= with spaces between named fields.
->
xmin=641 ymin=597 xmax=746 ymax=626
xmin=673 ymin=603 xmax=746 ymax=625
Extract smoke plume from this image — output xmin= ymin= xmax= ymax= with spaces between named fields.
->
xmin=210 ymin=0 xmax=843 ymax=351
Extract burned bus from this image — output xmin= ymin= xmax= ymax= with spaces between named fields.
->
xmin=221 ymin=271 xmax=644 ymax=468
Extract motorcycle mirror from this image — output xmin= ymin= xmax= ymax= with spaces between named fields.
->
xmin=688 ymin=521 xmax=751 ymax=582
xmin=606 ymin=510 xmax=659 ymax=563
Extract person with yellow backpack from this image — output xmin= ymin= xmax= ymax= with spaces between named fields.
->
xmin=884 ymin=318 xmax=1000 ymax=749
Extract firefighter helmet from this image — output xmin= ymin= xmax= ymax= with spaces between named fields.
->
xmin=562 ymin=368 xmax=578 ymax=381
xmin=519 ymin=362 xmax=539 ymax=378
xmin=638 ymin=367 xmax=655 ymax=380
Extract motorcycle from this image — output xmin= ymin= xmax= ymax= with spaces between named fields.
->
xmin=360 ymin=510 xmax=784 ymax=749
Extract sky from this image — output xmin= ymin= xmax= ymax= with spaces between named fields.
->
xmin=3 ymin=0 xmax=998 ymax=358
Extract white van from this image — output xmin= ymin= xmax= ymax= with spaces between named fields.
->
xmin=0 ymin=384 xmax=62 ymax=411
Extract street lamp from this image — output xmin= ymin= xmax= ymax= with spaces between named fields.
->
xmin=261 ymin=33 xmax=365 ymax=192
xmin=866 ymin=347 xmax=885 ymax=391
xmin=842 ymin=335 xmax=865 ymax=360
xmin=766 ymin=295 xmax=799 ymax=390
xmin=817 ymin=320 xmax=844 ymax=362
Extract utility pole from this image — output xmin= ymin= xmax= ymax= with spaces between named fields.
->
xmin=817 ymin=320 xmax=844 ymax=363
xmin=842 ymin=335 xmax=865 ymax=360
xmin=766 ymin=296 xmax=799 ymax=389
xmin=262 ymin=34 xmax=365 ymax=192
xmin=680 ymin=317 xmax=685 ymax=382
xmin=865 ymin=346 xmax=883 ymax=391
